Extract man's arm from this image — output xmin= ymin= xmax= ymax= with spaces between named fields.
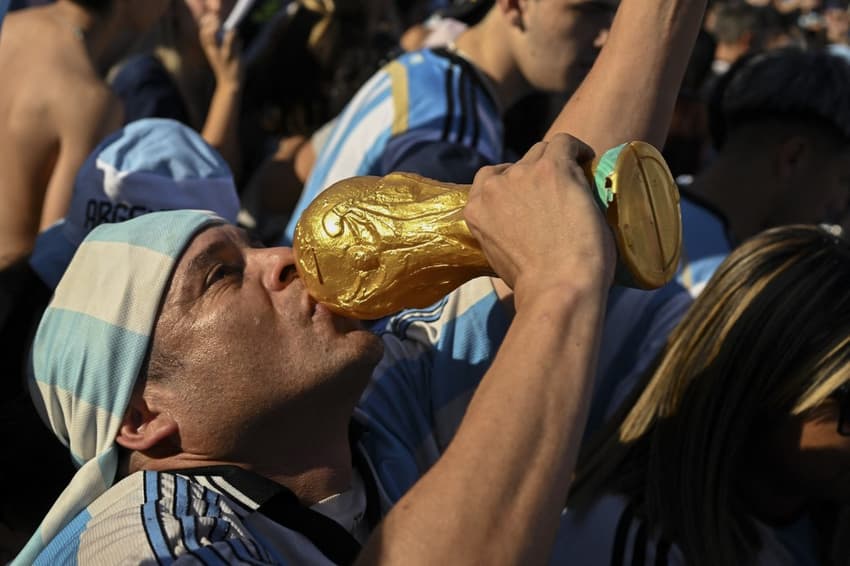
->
xmin=198 ymin=13 xmax=244 ymax=181
xmin=546 ymin=0 xmax=707 ymax=151
xmin=357 ymin=135 xmax=615 ymax=566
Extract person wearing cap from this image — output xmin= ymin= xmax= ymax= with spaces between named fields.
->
xmin=0 ymin=0 xmax=170 ymax=272
xmin=0 ymin=117 xmax=239 ymax=561
xmin=18 ymin=133 xmax=613 ymax=564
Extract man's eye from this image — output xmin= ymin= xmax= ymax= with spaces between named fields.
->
xmin=206 ymin=264 xmax=242 ymax=287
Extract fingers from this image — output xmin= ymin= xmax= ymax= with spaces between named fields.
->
xmin=222 ymin=27 xmax=241 ymax=57
xmin=198 ymin=12 xmax=221 ymax=50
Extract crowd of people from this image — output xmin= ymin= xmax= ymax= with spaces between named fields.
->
xmin=3 ymin=0 xmax=850 ymax=564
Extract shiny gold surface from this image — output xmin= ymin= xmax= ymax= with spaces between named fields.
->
xmin=293 ymin=142 xmax=682 ymax=319
xmin=293 ymin=172 xmax=492 ymax=319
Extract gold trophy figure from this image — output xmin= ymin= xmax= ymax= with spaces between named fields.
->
xmin=293 ymin=142 xmax=682 ymax=319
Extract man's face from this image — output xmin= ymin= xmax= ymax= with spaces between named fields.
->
xmin=512 ymin=0 xmax=617 ymax=94
xmin=148 ymin=224 xmax=383 ymax=456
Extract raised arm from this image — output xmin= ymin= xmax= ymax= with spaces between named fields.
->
xmin=546 ymin=0 xmax=707 ymax=151
xmin=356 ymin=135 xmax=614 ymax=566
xmin=198 ymin=13 xmax=244 ymax=181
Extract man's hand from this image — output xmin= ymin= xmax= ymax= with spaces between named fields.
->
xmin=464 ymin=134 xmax=616 ymax=304
xmin=359 ymin=135 xmax=612 ymax=566
xmin=199 ymin=13 xmax=244 ymax=89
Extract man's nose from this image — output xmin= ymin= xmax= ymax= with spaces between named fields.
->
xmin=251 ymin=247 xmax=298 ymax=291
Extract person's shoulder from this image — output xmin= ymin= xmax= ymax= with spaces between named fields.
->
xmin=51 ymin=78 xmax=123 ymax=138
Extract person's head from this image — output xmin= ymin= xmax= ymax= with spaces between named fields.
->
xmin=493 ymin=0 xmax=617 ymax=94
xmin=709 ymin=47 xmax=850 ymax=230
xmin=713 ymin=2 xmax=790 ymax=61
xmin=571 ymin=225 xmax=850 ymax=566
xmin=23 ymin=210 xmax=382 ymax=561
xmin=29 ymin=118 xmax=240 ymax=290
xmin=121 ymin=220 xmax=383 ymax=468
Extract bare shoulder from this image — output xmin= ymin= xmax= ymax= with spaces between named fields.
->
xmin=0 ymin=8 xmax=123 ymax=135
xmin=57 ymin=80 xmax=124 ymax=136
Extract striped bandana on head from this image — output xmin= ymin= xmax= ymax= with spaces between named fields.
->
xmin=16 ymin=210 xmax=224 ymax=565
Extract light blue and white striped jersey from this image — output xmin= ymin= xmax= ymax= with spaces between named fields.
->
xmin=33 ymin=465 xmax=377 ymax=565
xmin=282 ymin=47 xmax=504 ymax=244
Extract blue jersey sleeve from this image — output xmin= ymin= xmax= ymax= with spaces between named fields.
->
xmin=380 ymin=137 xmax=494 ymax=184
xmin=355 ymin=277 xmax=510 ymax=504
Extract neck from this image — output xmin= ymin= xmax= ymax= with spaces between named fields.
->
xmin=689 ymin=146 xmax=772 ymax=244
xmin=138 ymin=406 xmax=357 ymax=506
xmin=52 ymin=1 xmax=137 ymax=75
xmin=454 ymin=10 xmax=531 ymax=111
xmin=250 ymin=414 xmax=356 ymax=505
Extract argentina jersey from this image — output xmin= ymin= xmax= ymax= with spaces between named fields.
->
xmin=282 ymin=47 xmax=505 ymax=245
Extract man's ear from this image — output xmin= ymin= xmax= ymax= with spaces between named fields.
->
xmin=115 ymin=388 xmax=178 ymax=452
xmin=776 ymin=135 xmax=813 ymax=180
xmin=497 ymin=0 xmax=527 ymax=30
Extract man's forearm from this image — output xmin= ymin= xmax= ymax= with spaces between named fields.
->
xmin=356 ymin=282 xmax=607 ymax=566
xmin=546 ymin=0 xmax=707 ymax=151
xmin=202 ymin=82 xmax=242 ymax=180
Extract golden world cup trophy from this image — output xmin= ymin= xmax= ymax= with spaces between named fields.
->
xmin=293 ymin=142 xmax=682 ymax=319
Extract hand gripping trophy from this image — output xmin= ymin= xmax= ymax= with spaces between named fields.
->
xmin=292 ymin=142 xmax=682 ymax=319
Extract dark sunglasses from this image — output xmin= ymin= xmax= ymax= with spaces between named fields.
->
xmin=833 ymin=383 xmax=850 ymax=436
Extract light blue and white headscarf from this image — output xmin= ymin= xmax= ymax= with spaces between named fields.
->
xmin=15 ymin=210 xmax=224 ymax=565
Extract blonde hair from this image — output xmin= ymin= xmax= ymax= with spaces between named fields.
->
xmin=570 ymin=225 xmax=850 ymax=566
